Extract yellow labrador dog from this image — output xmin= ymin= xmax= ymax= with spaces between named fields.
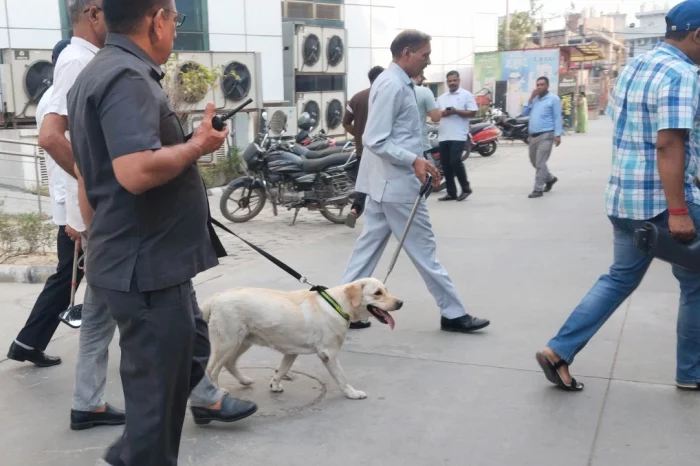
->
xmin=202 ymin=277 xmax=402 ymax=400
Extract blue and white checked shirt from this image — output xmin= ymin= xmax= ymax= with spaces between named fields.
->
xmin=606 ymin=42 xmax=700 ymax=220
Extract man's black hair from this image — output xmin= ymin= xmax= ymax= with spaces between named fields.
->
xmin=368 ymin=66 xmax=385 ymax=84
xmin=103 ymin=0 xmax=170 ymax=35
xmin=537 ymin=76 xmax=549 ymax=85
xmin=390 ymin=30 xmax=431 ymax=58
xmin=446 ymin=70 xmax=460 ymax=79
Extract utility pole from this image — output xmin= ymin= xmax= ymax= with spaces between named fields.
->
xmin=505 ymin=0 xmax=511 ymax=49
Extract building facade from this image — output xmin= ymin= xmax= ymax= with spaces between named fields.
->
xmin=623 ymin=7 xmax=668 ymax=60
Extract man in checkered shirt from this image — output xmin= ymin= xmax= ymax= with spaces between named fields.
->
xmin=535 ymin=0 xmax=700 ymax=392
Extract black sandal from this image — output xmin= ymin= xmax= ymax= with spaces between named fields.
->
xmin=536 ymin=351 xmax=584 ymax=392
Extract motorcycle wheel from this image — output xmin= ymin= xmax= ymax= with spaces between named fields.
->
xmin=478 ymin=142 xmax=497 ymax=157
xmin=320 ymin=202 xmax=350 ymax=224
xmin=220 ymin=185 xmax=267 ymax=223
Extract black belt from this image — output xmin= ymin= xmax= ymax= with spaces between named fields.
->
xmin=530 ymin=131 xmax=554 ymax=138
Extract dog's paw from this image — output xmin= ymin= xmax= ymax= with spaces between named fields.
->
xmin=269 ymin=380 xmax=284 ymax=393
xmin=344 ymin=388 xmax=367 ymax=400
xmin=239 ymin=376 xmax=254 ymax=386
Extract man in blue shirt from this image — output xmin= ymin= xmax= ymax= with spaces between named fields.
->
xmin=535 ymin=0 xmax=700 ymax=393
xmin=521 ymin=76 xmax=563 ymax=198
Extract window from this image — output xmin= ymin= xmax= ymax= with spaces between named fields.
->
xmin=59 ymin=0 xmax=209 ymax=50
xmin=173 ymin=0 xmax=209 ymax=51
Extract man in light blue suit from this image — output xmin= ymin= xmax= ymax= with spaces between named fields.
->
xmin=341 ymin=30 xmax=490 ymax=333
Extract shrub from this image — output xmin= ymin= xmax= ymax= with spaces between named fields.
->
xmin=200 ymin=146 xmax=245 ymax=189
xmin=0 ymin=210 xmax=54 ymax=263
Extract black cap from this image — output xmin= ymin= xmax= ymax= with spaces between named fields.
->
xmin=51 ymin=39 xmax=71 ymax=66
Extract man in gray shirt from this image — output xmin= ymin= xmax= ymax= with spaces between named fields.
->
xmin=413 ymin=74 xmax=442 ymax=156
xmin=341 ymin=30 xmax=490 ymax=334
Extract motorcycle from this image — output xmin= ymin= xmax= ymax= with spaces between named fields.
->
xmin=219 ymin=113 xmax=358 ymax=225
xmin=494 ymin=113 xmax=530 ymax=144
xmin=468 ymin=121 xmax=502 ymax=157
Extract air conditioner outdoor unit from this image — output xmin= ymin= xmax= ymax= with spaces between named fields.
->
xmin=296 ymin=92 xmax=323 ymax=136
xmin=1 ymin=49 xmax=54 ymax=119
xmin=322 ymin=28 xmax=346 ymax=74
xmin=295 ymin=25 xmax=324 ymax=74
xmin=321 ymin=91 xmax=346 ymax=137
xmin=166 ymin=51 xmax=215 ymax=112
xmin=212 ymin=52 xmax=263 ymax=111
xmin=189 ymin=116 xmax=232 ymax=164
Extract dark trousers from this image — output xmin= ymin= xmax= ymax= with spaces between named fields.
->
xmin=16 ymin=225 xmax=83 ymax=350
xmin=349 ymin=156 xmax=367 ymax=217
xmin=439 ymin=140 xmax=470 ymax=197
xmin=95 ymin=280 xmax=210 ymax=466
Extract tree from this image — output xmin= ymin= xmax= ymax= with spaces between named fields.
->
xmin=499 ymin=0 xmax=543 ymax=51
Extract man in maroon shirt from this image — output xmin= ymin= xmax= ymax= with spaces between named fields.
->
xmin=343 ymin=65 xmax=385 ymax=228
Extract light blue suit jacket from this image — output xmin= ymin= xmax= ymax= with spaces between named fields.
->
xmin=355 ymin=62 xmax=422 ymax=204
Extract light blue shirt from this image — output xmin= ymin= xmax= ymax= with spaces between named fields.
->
xmin=437 ymin=88 xmax=478 ymax=142
xmin=355 ymin=62 xmax=423 ymax=203
xmin=521 ymin=92 xmax=563 ymax=136
xmin=414 ymin=85 xmax=438 ymax=152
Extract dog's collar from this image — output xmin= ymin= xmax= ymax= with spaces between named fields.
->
xmin=312 ymin=286 xmax=350 ymax=322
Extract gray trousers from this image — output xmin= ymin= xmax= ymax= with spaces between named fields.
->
xmin=341 ymin=197 xmax=466 ymax=319
xmin=72 ymin=237 xmax=222 ymax=411
xmin=528 ymin=132 xmax=556 ymax=192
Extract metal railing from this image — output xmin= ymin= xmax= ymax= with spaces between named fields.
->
xmin=0 ymin=136 xmax=46 ymax=217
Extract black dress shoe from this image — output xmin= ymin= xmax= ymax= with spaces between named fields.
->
xmin=544 ymin=177 xmax=558 ymax=192
xmin=457 ymin=192 xmax=470 ymax=202
xmin=439 ymin=195 xmax=457 ymax=201
xmin=441 ymin=315 xmax=491 ymax=333
xmin=349 ymin=320 xmax=372 ymax=329
xmin=191 ymin=395 xmax=258 ymax=425
xmin=70 ymin=403 xmax=126 ymax=431
xmin=528 ymin=190 xmax=544 ymax=199
xmin=7 ymin=342 xmax=61 ymax=367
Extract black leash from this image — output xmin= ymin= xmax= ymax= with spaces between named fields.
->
xmin=210 ymin=217 xmax=350 ymax=321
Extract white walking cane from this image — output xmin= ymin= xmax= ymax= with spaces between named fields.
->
xmin=383 ymin=174 xmax=433 ymax=284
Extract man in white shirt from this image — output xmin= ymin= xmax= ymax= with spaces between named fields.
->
xmin=7 ymin=39 xmax=79 ymax=369
xmin=436 ymin=70 xmax=478 ymax=201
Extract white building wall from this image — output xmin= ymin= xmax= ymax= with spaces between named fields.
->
xmin=0 ymin=0 xmax=62 ymax=50
xmin=345 ymin=0 xmax=498 ymax=97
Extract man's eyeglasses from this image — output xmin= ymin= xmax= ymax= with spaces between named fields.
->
xmin=163 ymin=9 xmax=186 ymax=28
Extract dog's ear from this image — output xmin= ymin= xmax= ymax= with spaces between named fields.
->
xmin=344 ymin=282 xmax=363 ymax=308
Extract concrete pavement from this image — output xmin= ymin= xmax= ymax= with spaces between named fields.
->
xmin=1 ymin=118 xmax=698 ymax=466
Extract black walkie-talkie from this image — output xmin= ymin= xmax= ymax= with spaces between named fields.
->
xmin=184 ymin=97 xmax=254 ymax=142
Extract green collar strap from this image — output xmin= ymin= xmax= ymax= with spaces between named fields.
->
xmin=313 ymin=286 xmax=350 ymax=322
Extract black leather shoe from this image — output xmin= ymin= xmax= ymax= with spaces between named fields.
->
xmin=441 ymin=315 xmax=490 ymax=333
xmin=439 ymin=195 xmax=457 ymax=201
xmin=528 ymin=190 xmax=544 ymax=199
xmin=70 ymin=403 xmax=126 ymax=431
xmin=349 ymin=320 xmax=371 ymax=329
xmin=191 ymin=395 xmax=258 ymax=425
xmin=7 ymin=342 xmax=61 ymax=367
xmin=544 ymin=177 xmax=558 ymax=192
xmin=457 ymin=192 xmax=471 ymax=201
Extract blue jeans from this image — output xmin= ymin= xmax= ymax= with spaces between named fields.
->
xmin=548 ymin=204 xmax=700 ymax=384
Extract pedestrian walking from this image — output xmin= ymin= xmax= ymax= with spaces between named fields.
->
xmin=436 ymin=71 xmax=478 ymax=202
xmin=67 ymin=1 xmax=256 ymax=464
xmin=522 ymin=76 xmax=563 ymax=199
xmin=343 ymin=65 xmax=385 ymax=229
xmin=413 ymin=74 xmax=442 ymax=158
xmin=536 ymin=0 xmax=700 ymax=392
xmin=341 ymin=30 xmax=490 ymax=333
xmin=575 ymin=91 xmax=588 ymax=133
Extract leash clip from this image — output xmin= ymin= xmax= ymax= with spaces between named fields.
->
xmin=299 ymin=276 xmax=311 ymax=286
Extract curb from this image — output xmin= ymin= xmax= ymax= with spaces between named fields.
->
xmin=207 ymin=187 xmax=224 ymax=197
xmin=0 ymin=264 xmax=56 ymax=284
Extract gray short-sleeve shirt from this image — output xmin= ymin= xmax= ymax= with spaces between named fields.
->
xmin=67 ymin=33 xmax=219 ymax=293
xmin=414 ymin=85 xmax=438 ymax=152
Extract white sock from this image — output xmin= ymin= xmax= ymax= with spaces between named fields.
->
xmin=14 ymin=340 xmax=33 ymax=350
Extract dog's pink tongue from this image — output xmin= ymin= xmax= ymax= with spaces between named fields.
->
xmin=382 ymin=310 xmax=396 ymax=330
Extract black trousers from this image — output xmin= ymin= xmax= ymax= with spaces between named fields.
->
xmin=95 ymin=280 xmax=210 ymax=466
xmin=439 ymin=140 xmax=470 ymax=197
xmin=16 ymin=225 xmax=84 ymax=350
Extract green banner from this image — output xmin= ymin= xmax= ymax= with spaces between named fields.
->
xmin=473 ymin=52 xmax=501 ymax=94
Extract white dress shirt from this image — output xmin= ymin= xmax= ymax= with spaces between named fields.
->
xmin=36 ymin=86 xmax=66 ymax=226
xmin=43 ymin=37 xmax=99 ymax=232
xmin=437 ymin=88 xmax=478 ymax=142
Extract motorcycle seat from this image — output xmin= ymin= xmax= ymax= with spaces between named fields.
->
xmin=514 ymin=116 xmax=530 ymax=124
xmin=301 ymin=153 xmax=352 ymax=173
xmin=306 ymin=140 xmax=330 ymax=151
xmin=304 ymin=146 xmax=345 ymax=159
xmin=469 ymin=122 xmax=492 ymax=134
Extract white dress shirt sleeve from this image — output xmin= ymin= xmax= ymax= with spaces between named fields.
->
xmin=45 ymin=56 xmax=85 ymax=116
xmin=362 ymin=80 xmax=417 ymax=168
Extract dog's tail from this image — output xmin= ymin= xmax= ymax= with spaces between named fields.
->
xmin=200 ymin=298 xmax=213 ymax=323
